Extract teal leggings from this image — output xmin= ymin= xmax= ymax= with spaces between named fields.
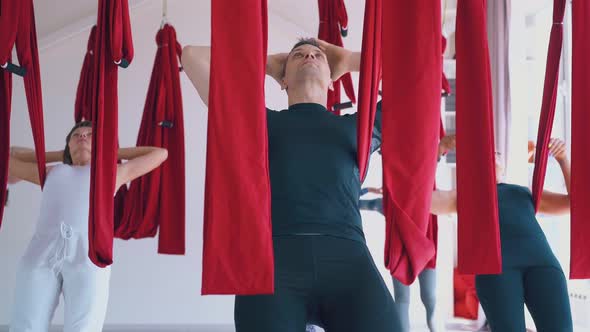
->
xmin=235 ymin=235 xmax=401 ymax=332
xmin=476 ymin=266 xmax=572 ymax=332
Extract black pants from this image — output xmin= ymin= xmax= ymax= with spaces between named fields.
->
xmin=235 ymin=235 xmax=401 ymax=332
xmin=476 ymin=266 xmax=573 ymax=332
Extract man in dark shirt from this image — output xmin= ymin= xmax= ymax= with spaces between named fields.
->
xmin=182 ymin=38 xmax=399 ymax=332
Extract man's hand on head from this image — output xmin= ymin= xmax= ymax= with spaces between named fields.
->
xmin=266 ymin=53 xmax=289 ymax=85
xmin=315 ymin=39 xmax=354 ymax=81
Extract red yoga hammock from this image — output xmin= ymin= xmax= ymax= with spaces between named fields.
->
xmin=455 ymin=0 xmax=502 ymax=275
xmin=318 ymin=0 xmax=356 ymax=114
xmin=531 ymin=0 xmax=566 ymax=212
xmin=0 ymin=0 xmax=47 ymax=227
xmin=115 ymin=24 xmax=186 ymax=255
xmin=569 ymin=0 xmax=590 ymax=279
xmin=75 ymin=26 xmax=129 ymax=245
xmin=356 ymin=0 xmax=382 ymax=182
xmin=380 ymin=0 xmax=442 ymax=285
xmin=88 ymin=0 xmax=134 ymax=268
xmin=202 ymin=0 xmax=274 ymax=295
xmin=75 ymin=26 xmax=97 ymax=123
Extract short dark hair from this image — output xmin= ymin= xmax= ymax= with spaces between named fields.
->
xmin=281 ymin=38 xmax=324 ymax=78
xmin=290 ymin=38 xmax=321 ymax=53
xmin=63 ymin=121 xmax=92 ymax=165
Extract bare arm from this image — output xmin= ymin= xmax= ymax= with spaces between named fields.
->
xmin=316 ymin=39 xmax=360 ymax=80
xmin=181 ymin=46 xmax=211 ymax=107
xmin=8 ymin=147 xmax=62 ymax=186
xmin=266 ymin=53 xmax=289 ymax=85
xmin=11 ymin=146 xmax=63 ymax=163
xmin=538 ymin=138 xmax=570 ymax=216
xmin=430 ymin=190 xmax=457 ymax=215
xmin=115 ymin=147 xmax=168 ymax=190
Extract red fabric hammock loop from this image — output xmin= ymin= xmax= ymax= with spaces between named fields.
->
xmin=531 ymin=0 xmax=566 ymax=211
xmin=570 ymin=0 xmax=590 ymax=279
xmin=455 ymin=0 xmax=501 ymax=275
xmin=109 ymin=0 xmax=134 ymax=65
xmin=115 ymin=24 xmax=186 ymax=256
xmin=87 ymin=0 xmax=134 ymax=268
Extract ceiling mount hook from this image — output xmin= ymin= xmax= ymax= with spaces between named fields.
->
xmin=160 ymin=0 xmax=168 ymax=29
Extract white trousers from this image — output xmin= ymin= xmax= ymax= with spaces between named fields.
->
xmin=9 ymin=259 xmax=111 ymax=332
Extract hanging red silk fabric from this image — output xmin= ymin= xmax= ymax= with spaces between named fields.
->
xmin=115 ymin=24 xmax=186 ymax=255
xmin=427 ymin=36 xmax=452 ymax=270
xmin=75 ymin=26 xmax=97 ymax=123
xmin=381 ymin=0 xmax=441 ymax=285
xmin=317 ymin=0 xmax=356 ymax=114
xmin=75 ymin=25 xmax=128 ymax=243
xmin=455 ymin=0 xmax=501 ymax=275
xmin=88 ymin=0 xmax=134 ymax=267
xmin=356 ymin=0 xmax=382 ymax=183
xmin=203 ymin=0 xmax=274 ymax=295
xmin=0 ymin=0 xmax=47 ymax=227
xmin=531 ymin=0 xmax=566 ymax=211
xmin=570 ymin=0 xmax=590 ymax=279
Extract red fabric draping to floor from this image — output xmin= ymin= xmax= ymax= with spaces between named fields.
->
xmin=115 ymin=24 xmax=186 ymax=256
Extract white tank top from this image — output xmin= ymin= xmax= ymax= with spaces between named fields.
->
xmin=22 ymin=164 xmax=95 ymax=269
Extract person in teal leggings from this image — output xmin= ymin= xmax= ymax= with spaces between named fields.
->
xmin=430 ymin=138 xmax=573 ymax=332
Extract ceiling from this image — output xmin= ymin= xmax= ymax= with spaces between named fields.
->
xmin=32 ymin=0 xmax=555 ymax=52
xmin=33 ymin=0 xmax=459 ymax=49
xmin=33 ymin=0 xmax=145 ymax=40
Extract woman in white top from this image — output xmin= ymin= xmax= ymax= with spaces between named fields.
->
xmin=7 ymin=121 xmax=168 ymax=332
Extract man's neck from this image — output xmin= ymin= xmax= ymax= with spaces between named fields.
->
xmin=287 ymin=82 xmax=328 ymax=107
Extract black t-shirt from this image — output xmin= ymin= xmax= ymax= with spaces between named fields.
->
xmin=266 ymin=102 xmax=382 ymax=242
